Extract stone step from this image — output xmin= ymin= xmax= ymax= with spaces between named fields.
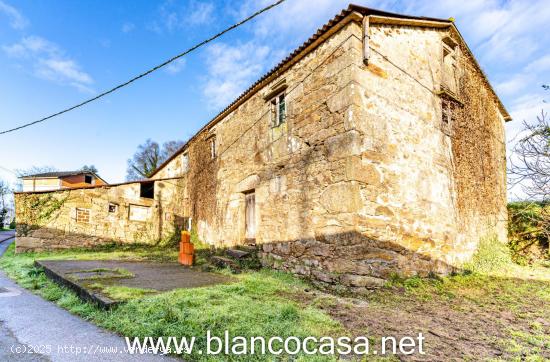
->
xmin=210 ymin=256 xmax=241 ymax=273
xmin=236 ymin=244 xmax=257 ymax=253
xmin=225 ymin=249 xmax=251 ymax=259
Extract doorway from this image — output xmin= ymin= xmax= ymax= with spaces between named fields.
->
xmin=245 ymin=191 xmax=256 ymax=241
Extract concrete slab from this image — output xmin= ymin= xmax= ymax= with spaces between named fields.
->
xmin=0 ymin=239 xmax=177 ymax=361
xmin=37 ymin=260 xmax=233 ymax=308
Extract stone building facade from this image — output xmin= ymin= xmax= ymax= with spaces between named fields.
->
xmin=15 ymin=6 xmax=510 ymax=289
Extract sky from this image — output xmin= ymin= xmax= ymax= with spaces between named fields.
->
xmin=0 ymin=0 xmax=549 ymax=199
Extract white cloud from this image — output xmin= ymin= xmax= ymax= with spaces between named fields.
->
xmin=496 ymin=54 xmax=550 ymax=97
xmin=508 ymin=94 xmax=547 ymax=126
xmin=3 ymin=36 xmax=94 ymax=93
xmin=187 ymin=1 xmax=214 ymax=26
xmin=399 ymin=0 xmax=550 ymax=66
xmin=0 ymin=0 xmax=29 ymax=29
xmin=236 ymin=0 xmax=352 ymax=41
xmin=525 ymin=54 xmax=550 ymax=74
xmin=150 ymin=0 xmax=215 ymax=33
xmin=122 ymin=22 xmax=135 ymax=33
xmin=200 ymin=0 xmax=357 ymax=110
xmin=203 ymin=42 xmax=270 ymax=108
xmin=3 ymin=36 xmax=58 ymax=57
xmin=37 ymin=59 xmax=93 ymax=84
xmin=165 ymin=58 xmax=186 ymax=74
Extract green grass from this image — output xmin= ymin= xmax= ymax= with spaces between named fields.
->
xmin=0 ymin=243 xmax=342 ymax=361
xmin=93 ymin=284 xmax=157 ymax=301
xmin=1 ymin=238 xmax=549 ymax=360
xmin=462 ymin=235 xmax=514 ymax=274
xmin=66 ymin=267 xmax=135 ymax=281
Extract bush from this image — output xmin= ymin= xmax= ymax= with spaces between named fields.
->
xmin=507 ymin=202 xmax=549 ymax=265
xmin=9 ymin=219 xmax=15 ymax=229
xmin=464 ymin=235 xmax=512 ymax=274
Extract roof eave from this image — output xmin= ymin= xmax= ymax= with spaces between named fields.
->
xmin=150 ymin=5 xmax=511 ymax=177
xmin=149 ymin=8 xmax=365 ymax=177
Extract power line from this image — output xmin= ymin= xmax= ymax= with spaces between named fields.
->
xmin=0 ymin=165 xmax=17 ymax=176
xmin=0 ymin=0 xmax=287 ymax=136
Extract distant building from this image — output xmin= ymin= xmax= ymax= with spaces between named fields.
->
xmin=20 ymin=171 xmax=107 ymax=192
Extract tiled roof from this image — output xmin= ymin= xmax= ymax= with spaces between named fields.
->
xmin=21 ymin=171 xmax=107 ymax=184
xmin=21 ymin=171 xmax=88 ymax=178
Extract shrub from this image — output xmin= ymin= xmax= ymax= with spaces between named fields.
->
xmin=507 ymin=202 xmax=549 ymax=265
xmin=464 ymin=235 xmax=512 ymax=274
xmin=9 ymin=218 xmax=15 ymax=229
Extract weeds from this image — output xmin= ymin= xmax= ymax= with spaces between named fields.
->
xmin=463 ymin=235 xmax=513 ymax=274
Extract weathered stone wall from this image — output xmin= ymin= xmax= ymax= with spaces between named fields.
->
xmin=14 ymin=179 xmax=188 ymax=252
xmin=450 ymin=26 xmax=508 ymax=251
xmin=16 ymin=14 xmax=508 ymax=290
xmin=259 ymin=22 xmax=464 ymax=289
xmin=153 ymin=19 xmax=365 ymax=250
xmin=150 ymin=18 xmax=508 ymax=288
xmin=258 ymin=23 xmax=506 ymax=289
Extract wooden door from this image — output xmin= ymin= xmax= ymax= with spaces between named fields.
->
xmin=245 ymin=192 xmax=256 ymax=240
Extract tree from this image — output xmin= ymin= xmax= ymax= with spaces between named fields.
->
xmin=0 ymin=179 xmax=10 ymax=227
xmin=508 ymin=85 xmax=550 ymax=263
xmin=80 ymin=165 xmax=99 ymax=174
xmin=126 ymin=139 xmax=184 ymax=181
xmin=14 ymin=166 xmax=58 ymax=191
xmin=162 ymin=140 xmax=185 ymax=161
xmin=509 ymin=110 xmax=550 ymax=200
xmin=15 ymin=165 xmax=58 ymax=177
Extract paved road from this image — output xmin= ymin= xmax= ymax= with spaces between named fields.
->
xmin=0 ymin=238 xmax=177 ymax=361
xmin=0 ymin=229 xmax=15 ymax=243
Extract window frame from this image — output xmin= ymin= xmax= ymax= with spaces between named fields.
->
xmin=84 ymin=174 xmax=93 ymax=184
xmin=108 ymin=203 xmax=118 ymax=213
xmin=182 ymin=151 xmax=189 ymax=172
xmin=441 ymin=36 xmax=459 ymax=95
xmin=270 ymin=91 xmax=286 ymax=128
xmin=139 ymin=181 xmax=155 ymax=199
xmin=440 ymin=96 xmax=459 ymax=137
xmin=75 ymin=208 xmax=90 ymax=223
xmin=210 ymin=137 xmax=217 ymax=159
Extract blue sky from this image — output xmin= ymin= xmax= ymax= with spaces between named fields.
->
xmin=0 ymin=0 xmax=549 ymax=197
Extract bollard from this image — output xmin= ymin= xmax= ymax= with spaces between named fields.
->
xmin=178 ymin=230 xmax=194 ymax=266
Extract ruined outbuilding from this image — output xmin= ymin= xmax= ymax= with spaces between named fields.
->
xmin=15 ymin=5 xmax=510 ymax=290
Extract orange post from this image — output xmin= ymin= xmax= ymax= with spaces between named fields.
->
xmin=178 ymin=230 xmax=194 ymax=266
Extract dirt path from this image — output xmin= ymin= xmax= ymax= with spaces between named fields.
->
xmin=294 ymin=274 xmax=550 ymax=361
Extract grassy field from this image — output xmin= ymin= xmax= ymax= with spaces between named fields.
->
xmin=1 ymin=241 xmax=549 ymax=361
xmin=0 ymin=243 xmax=342 ymax=361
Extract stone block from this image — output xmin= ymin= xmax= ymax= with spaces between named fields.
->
xmin=311 ymin=269 xmax=336 ymax=283
xmin=15 ymin=237 xmax=42 ymax=252
xmin=340 ymin=274 xmax=385 ymax=288
xmin=345 ymin=157 xmax=382 ymax=185
xmin=320 ymin=182 xmax=362 ymax=213
xmin=325 ymin=130 xmax=362 ymax=160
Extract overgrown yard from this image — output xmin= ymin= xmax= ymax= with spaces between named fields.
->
xmin=1 ymin=242 xmax=549 ymax=361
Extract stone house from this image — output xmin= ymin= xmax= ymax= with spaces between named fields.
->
xmin=14 ymin=5 xmax=510 ymax=289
